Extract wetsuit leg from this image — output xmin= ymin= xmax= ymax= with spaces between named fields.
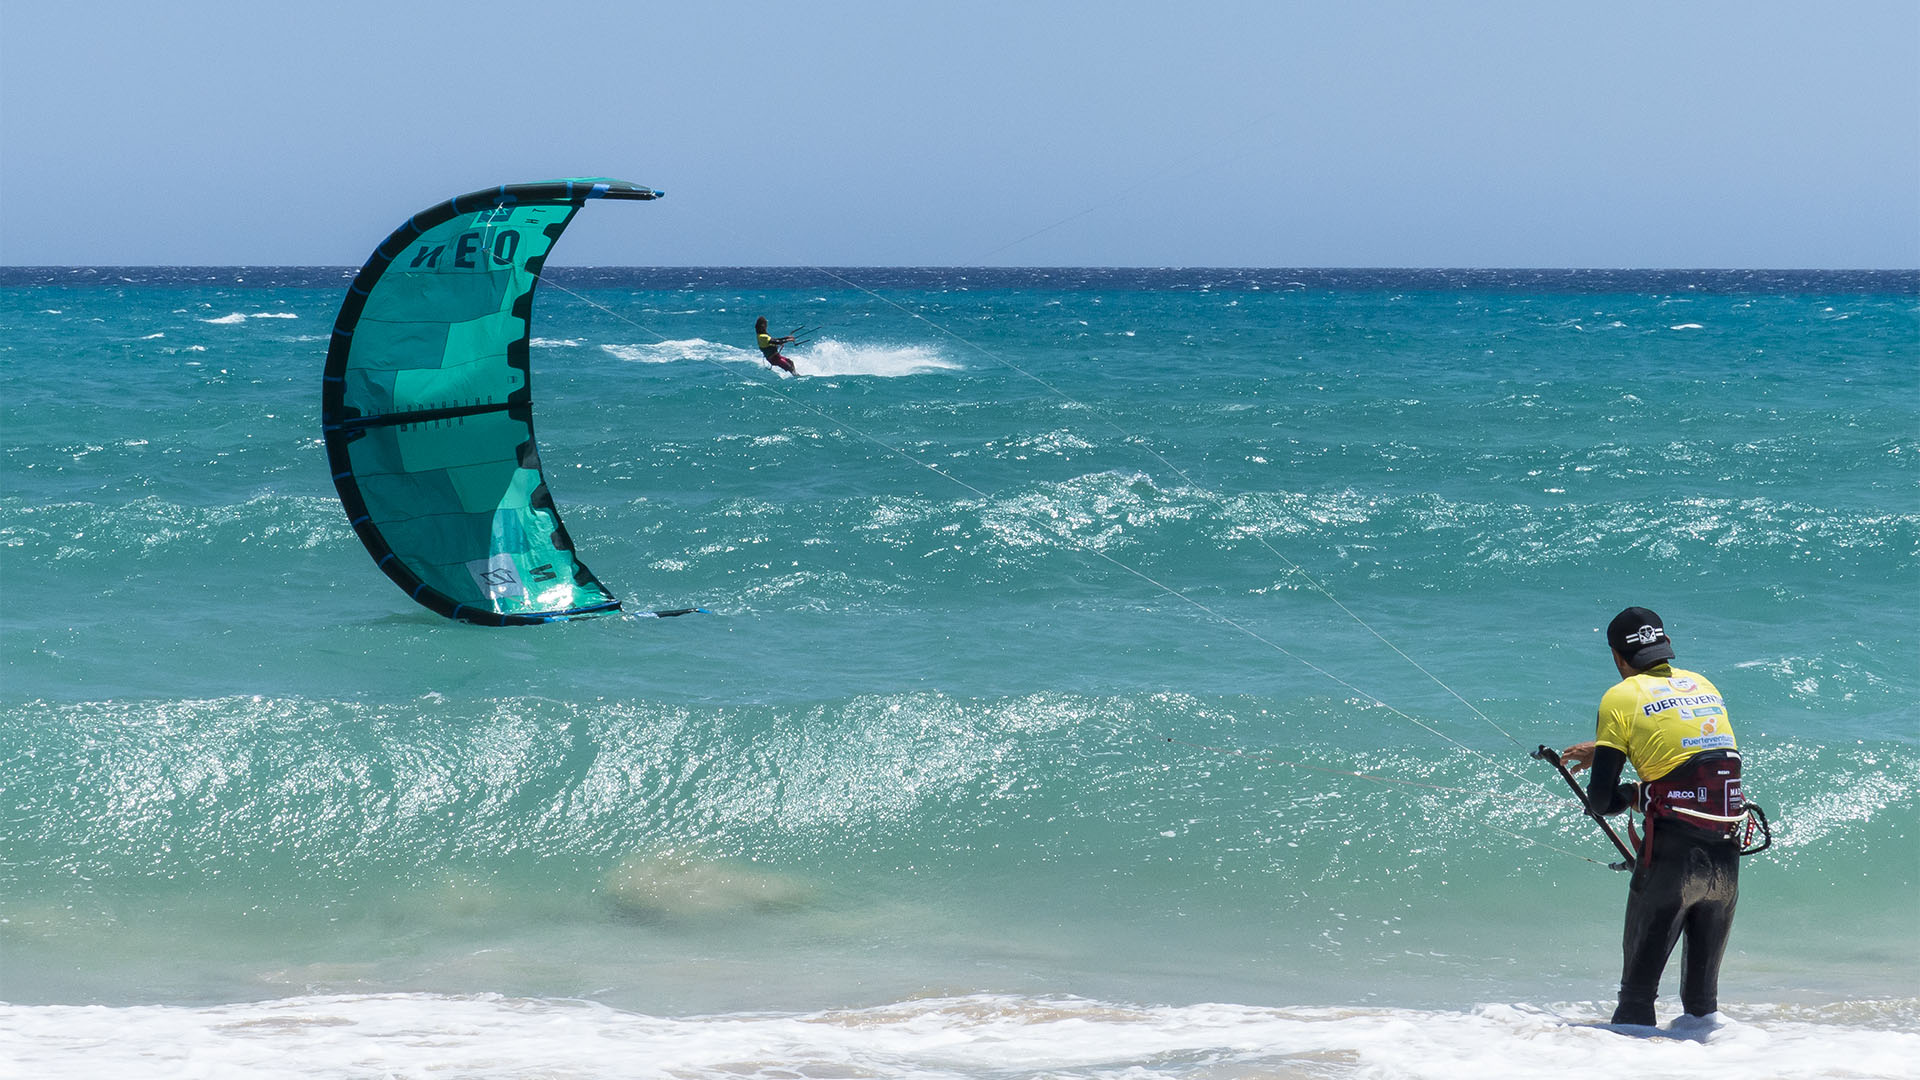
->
xmin=1613 ymin=823 xmax=1739 ymax=1026
xmin=1614 ymin=849 xmax=1686 ymax=1026
xmin=1677 ymin=838 xmax=1739 ymax=1016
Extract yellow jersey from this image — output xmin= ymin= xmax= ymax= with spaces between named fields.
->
xmin=1594 ymin=664 xmax=1736 ymax=782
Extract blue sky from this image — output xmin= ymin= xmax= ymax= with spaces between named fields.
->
xmin=3 ymin=1 xmax=1915 ymax=267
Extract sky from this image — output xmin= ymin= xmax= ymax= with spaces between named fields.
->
xmin=2 ymin=1 xmax=1916 ymax=268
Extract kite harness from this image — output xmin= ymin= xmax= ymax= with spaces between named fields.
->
xmin=1533 ymin=745 xmax=1771 ymax=871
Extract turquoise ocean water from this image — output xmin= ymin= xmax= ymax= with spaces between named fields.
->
xmin=1 ymin=266 xmax=1915 ymax=1077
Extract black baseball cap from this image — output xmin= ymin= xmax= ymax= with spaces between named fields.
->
xmin=1607 ymin=606 xmax=1676 ymax=669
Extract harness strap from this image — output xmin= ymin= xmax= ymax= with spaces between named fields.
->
xmin=1668 ymin=806 xmax=1747 ymax=824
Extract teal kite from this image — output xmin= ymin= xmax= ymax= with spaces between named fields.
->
xmin=321 ymin=179 xmax=668 ymax=626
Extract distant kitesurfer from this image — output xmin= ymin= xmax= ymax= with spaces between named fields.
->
xmin=1560 ymin=607 xmax=1743 ymax=1028
xmin=755 ymin=317 xmax=796 ymax=374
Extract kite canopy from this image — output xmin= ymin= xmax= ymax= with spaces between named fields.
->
xmin=321 ymin=179 xmax=660 ymax=626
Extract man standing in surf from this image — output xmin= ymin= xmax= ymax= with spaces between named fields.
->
xmin=1560 ymin=607 xmax=1743 ymax=1028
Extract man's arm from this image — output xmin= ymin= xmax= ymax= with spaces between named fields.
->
xmin=1581 ymin=746 xmax=1635 ymax=816
xmin=1560 ymin=741 xmax=1636 ymax=815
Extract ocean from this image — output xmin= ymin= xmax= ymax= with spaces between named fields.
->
xmin=1 ymin=265 xmax=1915 ymax=1078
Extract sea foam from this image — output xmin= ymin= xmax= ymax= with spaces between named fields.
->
xmin=2 ymin=994 xmax=1914 ymax=1080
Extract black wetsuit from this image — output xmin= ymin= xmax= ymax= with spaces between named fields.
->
xmin=1584 ymin=747 xmax=1741 ymax=1025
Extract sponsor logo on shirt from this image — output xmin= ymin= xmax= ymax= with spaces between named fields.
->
xmin=1681 ymin=733 xmax=1737 ymax=750
xmin=1641 ymin=692 xmax=1723 ymax=717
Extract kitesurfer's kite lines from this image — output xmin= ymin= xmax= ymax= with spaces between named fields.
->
xmin=321 ymin=179 xmax=689 ymax=626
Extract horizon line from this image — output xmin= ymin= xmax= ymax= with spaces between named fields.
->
xmin=4 ymin=264 xmax=1917 ymax=274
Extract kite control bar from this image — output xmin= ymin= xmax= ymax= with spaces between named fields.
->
xmin=1533 ymin=745 xmax=1636 ymax=871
